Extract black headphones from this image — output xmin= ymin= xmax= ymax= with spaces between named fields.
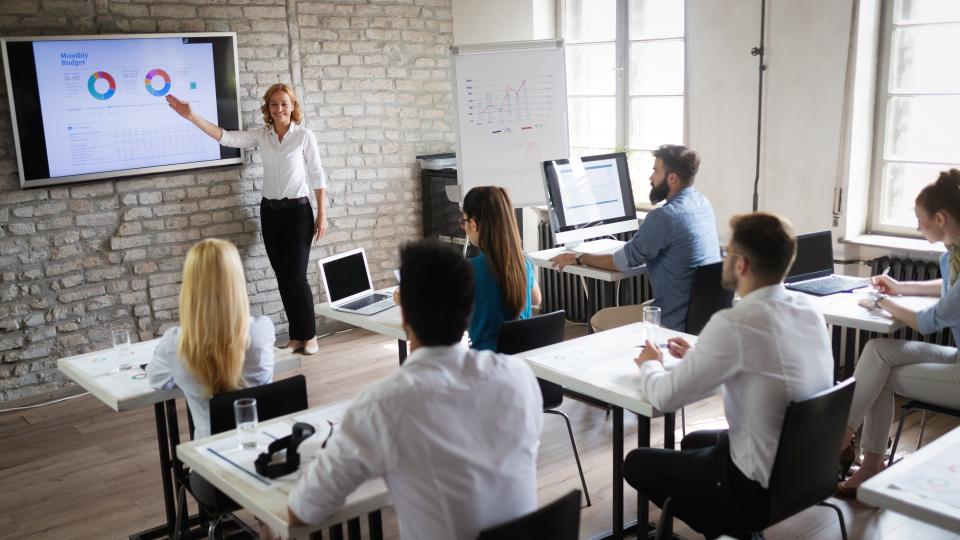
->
xmin=254 ymin=422 xmax=316 ymax=479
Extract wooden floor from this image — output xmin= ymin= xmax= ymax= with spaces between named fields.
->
xmin=1 ymin=325 xmax=958 ymax=540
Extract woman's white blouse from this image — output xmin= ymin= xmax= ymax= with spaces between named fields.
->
xmin=219 ymin=122 xmax=327 ymax=200
xmin=146 ymin=316 xmax=276 ymax=439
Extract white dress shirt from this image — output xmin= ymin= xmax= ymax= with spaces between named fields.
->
xmin=289 ymin=343 xmax=544 ymax=540
xmin=218 ymin=122 xmax=327 ymax=200
xmin=637 ymin=284 xmax=833 ymax=487
xmin=146 ymin=316 xmax=276 ymax=439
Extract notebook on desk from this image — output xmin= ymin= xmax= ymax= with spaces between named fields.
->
xmin=785 ymin=231 xmax=869 ymax=296
xmin=318 ymin=248 xmax=394 ymax=315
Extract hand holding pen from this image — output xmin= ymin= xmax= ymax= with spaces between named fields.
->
xmin=870 ymin=267 xmax=901 ymax=295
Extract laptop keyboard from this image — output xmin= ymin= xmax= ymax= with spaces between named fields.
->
xmin=340 ymin=293 xmax=389 ymax=311
xmin=787 ymin=276 xmax=869 ymax=296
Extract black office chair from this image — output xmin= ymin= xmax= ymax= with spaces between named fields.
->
xmin=496 ymin=310 xmax=590 ymax=507
xmin=174 ymin=375 xmax=309 ymax=540
xmin=476 ymin=489 xmax=581 ymax=540
xmin=677 ymin=262 xmax=735 ymax=436
xmin=654 ymin=378 xmax=856 ymax=540
xmin=685 ymin=262 xmax=734 ymax=336
xmin=888 ymin=399 xmax=960 ymax=467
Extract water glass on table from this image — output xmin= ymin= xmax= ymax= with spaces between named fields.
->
xmin=234 ymin=398 xmax=259 ymax=450
xmin=112 ymin=329 xmax=133 ymax=371
xmin=642 ymin=306 xmax=661 ymax=344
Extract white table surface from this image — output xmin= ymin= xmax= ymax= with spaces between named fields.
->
xmin=528 ymin=238 xmax=646 ymax=282
xmin=316 ymin=288 xmax=406 ymax=342
xmin=519 ymin=321 xmax=697 ymax=418
xmin=57 ymin=338 xmax=303 ymax=412
xmin=804 ymin=289 xmax=938 ymax=334
xmin=177 ymin=401 xmax=390 ymax=538
xmin=859 ymin=425 xmax=960 ymax=534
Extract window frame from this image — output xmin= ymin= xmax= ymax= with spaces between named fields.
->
xmin=867 ymin=0 xmax=960 ymax=237
xmin=559 ymin=0 xmax=686 ymax=210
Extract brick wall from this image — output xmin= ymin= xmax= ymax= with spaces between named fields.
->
xmin=0 ymin=0 xmax=454 ymax=401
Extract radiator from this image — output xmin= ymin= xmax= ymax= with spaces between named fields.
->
xmin=832 ymin=256 xmax=954 ymax=380
xmin=537 ymin=220 xmax=653 ymax=322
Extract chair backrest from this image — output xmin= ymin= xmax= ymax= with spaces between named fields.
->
xmin=476 ymin=489 xmax=581 ymax=540
xmin=684 ymin=262 xmax=734 ymax=335
xmin=766 ymin=378 xmax=856 ymax=525
xmin=496 ymin=311 xmax=567 ymax=410
xmin=208 ymin=375 xmax=309 ymax=435
xmin=495 ymin=310 xmax=566 ymax=355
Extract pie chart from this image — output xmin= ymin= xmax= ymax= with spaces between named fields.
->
xmin=87 ymin=71 xmax=116 ymax=100
xmin=144 ymin=68 xmax=172 ymax=97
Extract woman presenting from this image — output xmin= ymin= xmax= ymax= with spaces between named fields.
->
xmin=167 ymin=84 xmax=326 ymax=354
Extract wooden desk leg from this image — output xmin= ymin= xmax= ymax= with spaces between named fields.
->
xmin=398 ymin=339 xmax=407 ymax=365
xmin=612 ymin=406 xmax=624 ymax=540
xmin=368 ymin=511 xmax=383 ymax=540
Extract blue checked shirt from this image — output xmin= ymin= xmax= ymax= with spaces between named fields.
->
xmin=916 ymin=251 xmax=960 ymax=345
xmin=613 ymin=187 xmax=721 ymax=331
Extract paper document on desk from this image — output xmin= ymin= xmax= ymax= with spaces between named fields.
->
xmin=889 ymin=449 xmax=960 ymax=511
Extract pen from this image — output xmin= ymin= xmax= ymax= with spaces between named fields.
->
xmin=637 ymin=343 xmax=670 ymax=348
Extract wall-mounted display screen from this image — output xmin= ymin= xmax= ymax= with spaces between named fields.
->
xmin=1 ymin=33 xmax=243 ymax=188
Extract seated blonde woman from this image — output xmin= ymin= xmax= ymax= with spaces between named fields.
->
xmin=148 ymin=238 xmax=275 ymax=438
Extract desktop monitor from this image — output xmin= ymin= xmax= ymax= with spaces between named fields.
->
xmin=542 ymin=152 xmax=639 ymax=246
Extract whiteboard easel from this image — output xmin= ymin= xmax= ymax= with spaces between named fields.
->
xmin=451 ymin=40 xmax=570 ymax=207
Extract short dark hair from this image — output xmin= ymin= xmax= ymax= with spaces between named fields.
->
xmin=729 ymin=212 xmax=797 ymax=283
xmin=399 ymin=240 xmax=474 ymax=346
xmin=653 ymin=144 xmax=701 ymax=184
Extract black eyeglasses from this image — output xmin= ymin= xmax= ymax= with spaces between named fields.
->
xmin=321 ymin=420 xmax=336 ymax=449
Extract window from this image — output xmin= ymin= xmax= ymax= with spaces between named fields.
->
xmin=561 ymin=0 xmax=685 ymax=207
xmin=869 ymin=0 xmax=960 ymax=235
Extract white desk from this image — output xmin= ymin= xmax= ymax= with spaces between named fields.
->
xmin=178 ymin=402 xmax=390 ymax=539
xmin=57 ymin=339 xmax=302 ymax=539
xmin=520 ymin=322 xmax=698 ymax=540
xmin=528 ymin=239 xmax=646 ymax=282
xmin=806 ymin=289 xmax=938 ymax=334
xmin=859 ymin=425 xmax=960 ymax=534
xmin=316 ymin=288 xmax=408 ymax=363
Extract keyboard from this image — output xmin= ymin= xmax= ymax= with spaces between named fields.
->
xmin=786 ymin=275 xmax=869 ymax=296
xmin=340 ymin=293 xmax=389 ymax=311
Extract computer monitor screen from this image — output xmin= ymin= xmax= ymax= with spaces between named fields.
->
xmin=785 ymin=231 xmax=834 ymax=282
xmin=322 ymin=252 xmax=372 ymax=302
xmin=542 ymin=152 xmax=639 ymax=245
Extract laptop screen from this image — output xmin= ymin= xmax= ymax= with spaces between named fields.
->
xmin=786 ymin=231 xmax=834 ymax=283
xmin=322 ymin=252 xmax=372 ymax=302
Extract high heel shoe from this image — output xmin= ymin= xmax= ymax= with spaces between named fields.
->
xmin=303 ymin=339 xmax=319 ymax=355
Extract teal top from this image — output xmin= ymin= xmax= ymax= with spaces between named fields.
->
xmin=468 ymin=253 xmax=535 ymax=351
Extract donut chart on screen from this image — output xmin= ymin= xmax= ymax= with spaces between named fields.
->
xmin=144 ymin=68 xmax=172 ymax=97
xmin=87 ymin=71 xmax=116 ymax=100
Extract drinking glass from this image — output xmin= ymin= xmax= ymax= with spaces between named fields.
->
xmin=642 ymin=305 xmax=661 ymax=344
xmin=234 ymin=398 xmax=258 ymax=450
xmin=112 ymin=329 xmax=133 ymax=371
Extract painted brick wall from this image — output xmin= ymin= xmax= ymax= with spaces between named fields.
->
xmin=0 ymin=0 xmax=454 ymax=401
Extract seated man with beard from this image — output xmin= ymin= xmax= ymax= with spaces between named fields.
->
xmin=550 ymin=144 xmax=721 ymax=331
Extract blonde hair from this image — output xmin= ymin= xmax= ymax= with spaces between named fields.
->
xmin=261 ymin=83 xmax=303 ymax=126
xmin=462 ymin=186 xmax=528 ymax=317
xmin=177 ymin=239 xmax=251 ymax=397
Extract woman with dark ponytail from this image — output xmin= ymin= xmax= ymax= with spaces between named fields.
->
xmin=837 ymin=169 xmax=960 ymax=497
xmin=460 ymin=186 xmax=542 ymax=350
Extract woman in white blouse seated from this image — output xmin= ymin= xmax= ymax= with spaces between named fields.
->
xmin=148 ymin=238 xmax=275 ymax=439
xmin=166 ymin=84 xmax=326 ymax=355
xmin=838 ymin=169 xmax=960 ymax=497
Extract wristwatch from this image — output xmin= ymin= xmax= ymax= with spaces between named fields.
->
xmin=574 ymin=252 xmax=583 ymax=265
xmin=871 ymin=293 xmax=887 ymax=309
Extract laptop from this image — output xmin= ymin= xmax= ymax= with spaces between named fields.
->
xmin=784 ymin=231 xmax=869 ymax=296
xmin=318 ymin=248 xmax=395 ymax=315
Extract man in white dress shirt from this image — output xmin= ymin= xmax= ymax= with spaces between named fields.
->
xmin=287 ymin=241 xmax=544 ymax=539
xmin=626 ymin=212 xmax=833 ymax=539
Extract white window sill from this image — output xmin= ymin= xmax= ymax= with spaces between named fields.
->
xmin=842 ymin=234 xmax=945 ymax=256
